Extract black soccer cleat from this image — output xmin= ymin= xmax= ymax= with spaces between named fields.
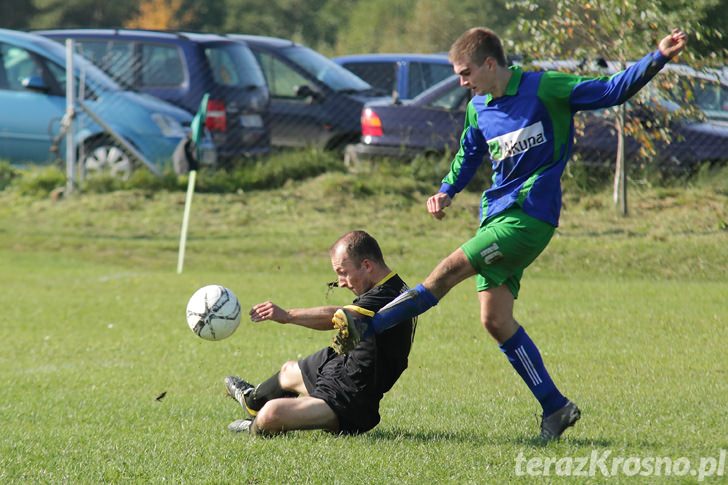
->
xmin=224 ymin=376 xmax=257 ymax=417
xmin=330 ymin=305 xmax=375 ymax=354
xmin=539 ymin=400 xmax=581 ymax=441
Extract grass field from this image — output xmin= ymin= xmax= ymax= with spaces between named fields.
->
xmin=1 ymin=170 xmax=726 ymax=483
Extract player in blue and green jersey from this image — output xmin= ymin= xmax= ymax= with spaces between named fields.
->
xmin=332 ymin=27 xmax=688 ymax=440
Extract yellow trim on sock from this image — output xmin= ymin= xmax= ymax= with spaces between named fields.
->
xmin=245 ymin=403 xmax=258 ymax=417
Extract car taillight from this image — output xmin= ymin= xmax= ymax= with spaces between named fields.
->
xmin=205 ymin=99 xmax=227 ymax=132
xmin=361 ymin=108 xmax=383 ymax=138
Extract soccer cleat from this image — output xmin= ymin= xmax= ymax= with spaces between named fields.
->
xmin=224 ymin=376 xmax=257 ymax=417
xmin=539 ymin=400 xmax=581 ymax=441
xmin=227 ymin=418 xmax=253 ymax=433
xmin=330 ymin=305 xmax=375 ymax=354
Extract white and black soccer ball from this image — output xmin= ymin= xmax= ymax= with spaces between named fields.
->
xmin=186 ymin=285 xmax=241 ymax=341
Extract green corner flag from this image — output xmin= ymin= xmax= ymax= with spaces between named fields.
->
xmin=190 ymin=92 xmax=209 ymax=163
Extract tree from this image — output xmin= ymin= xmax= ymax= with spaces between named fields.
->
xmin=0 ymin=0 xmax=39 ymax=29
xmin=507 ymin=0 xmax=726 ymax=215
xmin=123 ymin=0 xmax=227 ymax=31
xmin=222 ymin=0 xmax=353 ymax=53
xmin=335 ymin=0 xmax=514 ymax=55
xmin=29 ymin=0 xmax=138 ymax=29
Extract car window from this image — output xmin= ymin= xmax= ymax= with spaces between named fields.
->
xmin=0 ymin=44 xmax=43 ymax=91
xmin=342 ymin=62 xmax=396 ymax=94
xmin=254 ymin=50 xmax=310 ymax=98
xmin=408 ymin=62 xmax=454 ymax=98
xmin=674 ymin=77 xmax=728 ymax=119
xmin=205 ymin=43 xmax=265 ymax=88
xmin=44 ymin=60 xmax=99 ymax=100
xmin=280 ymin=46 xmax=371 ymax=92
xmin=425 ymin=83 xmax=470 ymax=110
xmin=76 ymin=40 xmax=135 ymax=88
xmin=141 ymin=43 xmax=184 ymax=87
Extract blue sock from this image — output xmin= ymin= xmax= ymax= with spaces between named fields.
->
xmin=499 ymin=326 xmax=568 ymax=417
xmin=371 ymin=284 xmax=438 ymax=334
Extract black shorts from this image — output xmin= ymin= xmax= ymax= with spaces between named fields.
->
xmin=299 ymin=347 xmax=382 ymax=434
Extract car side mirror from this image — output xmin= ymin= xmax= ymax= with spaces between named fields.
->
xmin=295 ymin=84 xmax=321 ymax=102
xmin=22 ymin=75 xmax=50 ymax=93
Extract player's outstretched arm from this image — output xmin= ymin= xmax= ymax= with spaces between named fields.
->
xmin=567 ymin=29 xmax=688 ymax=112
xmin=658 ymin=28 xmax=687 ymax=59
xmin=249 ymin=301 xmax=339 ymax=330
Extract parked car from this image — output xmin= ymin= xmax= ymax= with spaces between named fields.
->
xmin=333 ymin=53 xmax=453 ymax=101
xmin=227 ymin=34 xmax=387 ymax=150
xmin=0 ymin=28 xmax=211 ymax=176
xmin=348 ymin=71 xmax=728 ymax=171
xmin=36 ymin=29 xmax=270 ymax=161
xmin=345 ymin=75 xmax=470 ymax=164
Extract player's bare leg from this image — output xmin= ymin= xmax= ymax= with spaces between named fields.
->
xmin=250 ymin=397 xmax=340 ymax=435
xmin=478 ymin=285 xmax=519 ymax=343
xmin=422 ymin=248 xmax=478 ymax=299
xmin=278 ymin=360 xmax=308 ymax=395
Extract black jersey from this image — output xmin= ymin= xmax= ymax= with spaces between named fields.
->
xmin=347 ymin=272 xmax=416 ymax=397
xmin=299 ymin=272 xmax=416 ymax=433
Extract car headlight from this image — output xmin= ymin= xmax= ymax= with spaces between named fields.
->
xmin=151 ymin=113 xmax=186 ymax=138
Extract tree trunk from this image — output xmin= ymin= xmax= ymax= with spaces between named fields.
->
xmin=613 ymin=103 xmax=628 ymax=216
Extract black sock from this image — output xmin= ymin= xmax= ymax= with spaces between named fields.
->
xmin=245 ymin=371 xmax=297 ymax=411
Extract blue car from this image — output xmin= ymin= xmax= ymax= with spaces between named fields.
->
xmin=227 ymin=34 xmax=387 ymax=150
xmin=333 ymin=53 xmax=453 ymax=101
xmin=37 ymin=29 xmax=270 ymax=161
xmin=348 ymin=73 xmax=728 ymax=171
xmin=345 ymin=75 xmax=470 ymax=164
xmin=0 ymin=29 xmax=209 ymax=175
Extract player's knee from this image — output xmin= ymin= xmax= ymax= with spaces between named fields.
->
xmin=279 ymin=360 xmax=298 ymax=386
xmin=254 ymin=401 xmax=284 ymax=431
xmin=481 ymin=313 xmax=508 ymax=334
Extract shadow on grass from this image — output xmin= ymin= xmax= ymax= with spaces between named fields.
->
xmin=512 ymin=436 xmax=616 ymax=448
xmin=366 ymin=427 xmax=491 ymax=445
xmin=367 ymin=427 xmax=617 ymax=448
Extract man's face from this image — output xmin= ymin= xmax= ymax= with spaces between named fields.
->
xmin=453 ymin=57 xmax=497 ymax=95
xmin=330 ymin=246 xmax=372 ymax=296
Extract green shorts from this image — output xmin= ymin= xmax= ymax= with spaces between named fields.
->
xmin=461 ymin=207 xmax=555 ymax=298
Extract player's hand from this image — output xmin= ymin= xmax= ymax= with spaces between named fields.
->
xmin=659 ymin=29 xmax=687 ymax=59
xmin=249 ymin=301 xmax=290 ymax=324
xmin=426 ymin=192 xmax=452 ymax=220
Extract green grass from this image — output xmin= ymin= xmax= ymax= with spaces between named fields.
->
xmin=0 ymin=170 xmax=727 ymax=483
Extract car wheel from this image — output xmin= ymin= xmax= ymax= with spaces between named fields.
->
xmin=81 ymin=137 xmax=133 ymax=179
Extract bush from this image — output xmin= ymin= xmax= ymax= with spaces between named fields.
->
xmin=196 ymin=149 xmax=346 ymax=193
xmin=0 ymin=161 xmax=18 ymax=191
xmin=14 ymin=166 xmax=66 ymax=197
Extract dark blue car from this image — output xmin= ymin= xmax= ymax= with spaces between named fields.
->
xmin=347 ymin=74 xmax=728 ymax=171
xmin=333 ymin=53 xmax=453 ymax=101
xmin=37 ymin=29 xmax=270 ymax=161
xmin=227 ymin=34 xmax=388 ymax=150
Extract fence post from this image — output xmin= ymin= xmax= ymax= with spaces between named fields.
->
xmin=65 ymin=39 xmax=76 ymax=195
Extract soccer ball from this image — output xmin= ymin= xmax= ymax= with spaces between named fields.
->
xmin=185 ymin=285 xmax=241 ymax=341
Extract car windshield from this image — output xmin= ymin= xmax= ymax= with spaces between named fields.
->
xmin=414 ymin=76 xmax=469 ymax=110
xmin=41 ymin=38 xmax=121 ymax=92
xmin=669 ymin=76 xmax=728 ymax=121
xmin=280 ymin=45 xmax=372 ymax=92
xmin=205 ymin=43 xmax=266 ymax=88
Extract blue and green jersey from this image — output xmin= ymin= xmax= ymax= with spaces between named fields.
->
xmin=440 ymin=50 xmax=670 ymax=226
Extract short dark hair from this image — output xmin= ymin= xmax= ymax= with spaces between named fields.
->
xmin=330 ymin=230 xmax=385 ymax=266
xmin=449 ymin=27 xmax=507 ymax=67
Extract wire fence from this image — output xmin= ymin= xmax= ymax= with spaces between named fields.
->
xmin=1 ymin=29 xmax=727 ymax=183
